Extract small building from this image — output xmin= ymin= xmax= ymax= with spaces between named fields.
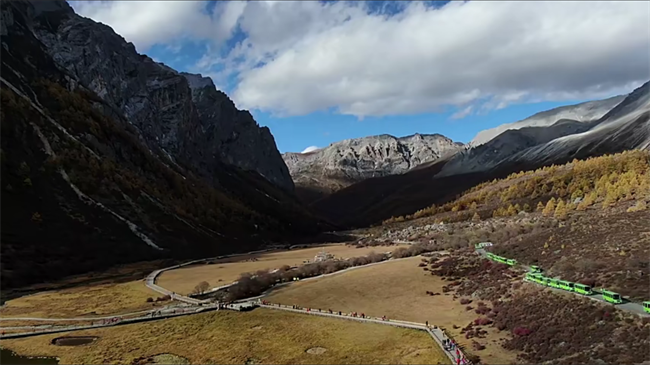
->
xmin=313 ymin=249 xmax=335 ymax=263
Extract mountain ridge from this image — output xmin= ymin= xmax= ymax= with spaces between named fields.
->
xmin=469 ymin=94 xmax=627 ymax=147
xmin=282 ymin=133 xmax=465 ymax=203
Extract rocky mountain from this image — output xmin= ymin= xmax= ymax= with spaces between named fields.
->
xmin=469 ymin=95 xmax=626 ymax=147
xmin=282 ymin=133 xmax=464 ymax=202
xmin=438 ymin=83 xmax=649 ymax=177
xmin=26 ymin=1 xmax=293 ymax=191
xmin=0 ymin=0 xmax=327 ymax=290
xmin=312 ymin=82 xmax=650 ymax=227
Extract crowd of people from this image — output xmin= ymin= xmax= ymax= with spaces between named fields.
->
xmin=261 ymin=301 xmax=391 ymax=321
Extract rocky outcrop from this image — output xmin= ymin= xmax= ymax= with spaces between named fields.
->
xmin=26 ymin=0 xmax=293 ymax=191
xmin=282 ymin=133 xmax=464 ymax=202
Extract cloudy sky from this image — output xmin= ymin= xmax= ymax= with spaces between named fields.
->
xmin=71 ymin=0 xmax=650 ymax=153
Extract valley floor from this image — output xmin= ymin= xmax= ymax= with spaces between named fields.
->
xmin=266 ymin=256 xmax=517 ymax=365
xmin=157 ymin=243 xmax=408 ymax=295
xmin=0 ymin=309 xmax=448 ymax=365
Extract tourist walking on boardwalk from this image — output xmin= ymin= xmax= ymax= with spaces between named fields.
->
xmin=456 ymin=357 xmax=460 ymax=365
xmin=456 ymin=348 xmax=460 ymax=358
xmin=425 ymin=320 xmax=428 ymax=327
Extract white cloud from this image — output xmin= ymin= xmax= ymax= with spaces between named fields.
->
xmin=450 ymin=105 xmax=473 ymax=120
xmin=73 ymin=1 xmax=650 ymax=119
xmin=71 ymin=1 xmax=234 ymax=52
xmin=301 ymin=146 xmax=319 ymax=153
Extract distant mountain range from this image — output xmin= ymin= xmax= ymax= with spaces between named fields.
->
xmin=284 ymin=86 xmax=648 ymax=205
xmin=308 ymin=81 xmax=650 ymax=227
xmin=282 ymin=134 xmax=463 ymax=203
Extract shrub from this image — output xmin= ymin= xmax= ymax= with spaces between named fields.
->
xmin=513 ymin=327 xmax=532 ymax=336
xmin=31 ymin=212 xmax=43 ymax=223
xmin=145 ymin=297 xmax=153 ymax=303
xmin=460 ymin=298 xmax=472 ymax=305
xmin=193 ymin=281 xmax=210 ymax=295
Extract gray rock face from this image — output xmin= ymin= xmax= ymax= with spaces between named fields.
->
xmin=180 ymin=73 xmax=292 ymax=189
xmin=27 ymin=0 xmax=293 ymax=191
xmin=469 ymin=95 xmax=627 ymax=147
xmin=283 ymin=133 xmax=464 ymax=195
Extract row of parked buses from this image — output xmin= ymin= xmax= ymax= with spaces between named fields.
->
xmin=485 ymin=252 xmax=517 ymax=266
xmin=484 ymin=250 xmax=650 ymax=314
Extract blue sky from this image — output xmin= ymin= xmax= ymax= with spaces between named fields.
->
xmin=72 ymin=1 xmax=649 ymax=153
xmin=144 ymin=42 xmax=596 ymax=153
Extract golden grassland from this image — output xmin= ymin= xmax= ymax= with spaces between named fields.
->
xmin=0 ymin=281 xmax=160 ymax=319
xmin=0 ymin=308 xmax=449 ymax=365
xmin=158 ymin=244 xmax=409 ymax=295
xmin=266 ymin=257 xmax=517 ymax=365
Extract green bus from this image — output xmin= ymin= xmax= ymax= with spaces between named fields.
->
xmin=548 ymin=278 xmax=561 ymax=289
xmin=527 ymin=273 xmax=544 ymax=285
xmin=506 ymin=258 xmax=517 ymax=266
xmin=525 ymin=273 xmax=535 ymax=282
xmin=643 ymin=302 xmax=650 ymax=314
xmin=558 ymin=280 xmax=574 ymax=292
xmin=475 ymin=242 xmax=493 ymax=249
xmin=574 ymin=283 xmax=593 ymax=296
xmin=602 ymin=290 xmax=623 ymax=304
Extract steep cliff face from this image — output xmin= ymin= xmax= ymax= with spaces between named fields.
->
xmin=283 ymin=133 xmax=464 ymax=202
xmin=181 ymin=73 xmax=293 ymax=190
xmin=26 ymin=0 xmax=293 ymax=191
